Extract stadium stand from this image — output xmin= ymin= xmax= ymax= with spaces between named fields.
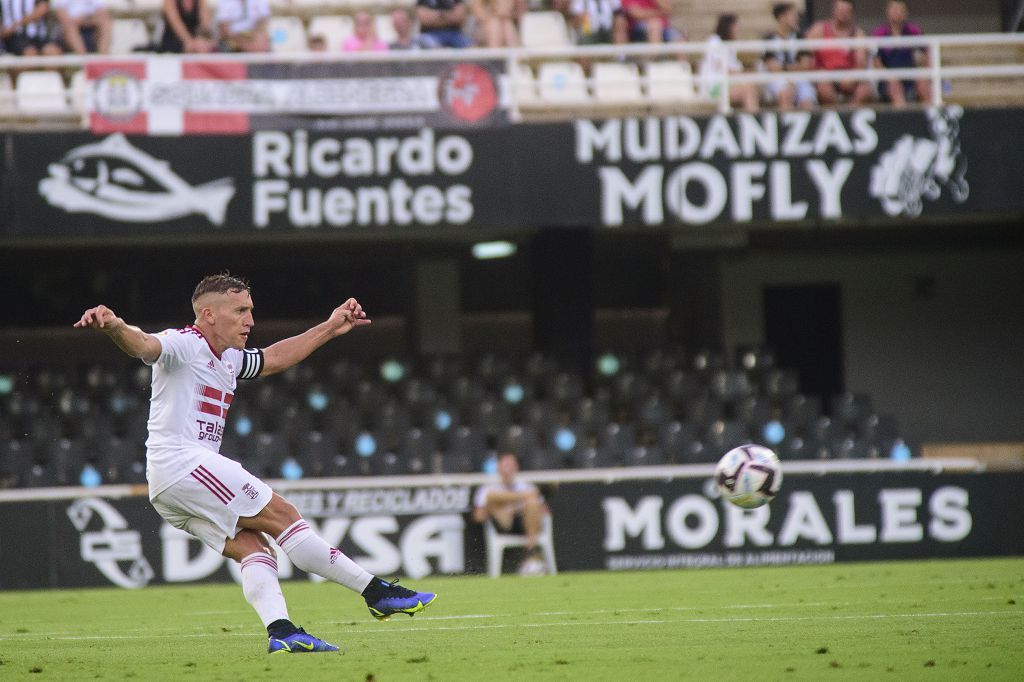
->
xmin=519 ymin=10 xmax=572 ymax=48
xmin=110 ymin=18 xmax=152 ymax=54
xmin=0 ymin=346 xmax=906 ymax=488
xmin=307 ymin=15 xmax=356 ymax=49
xmin=536 ymin=61 xmax=590 ymax=103
xmin=14 ymin=71 xmax=70 ymax=116
xmin=644 ymin=60 xmax=698 ymax=103
xmin=592 ymin=62 xmax=644 ymax=104
xmin=269 ymin=16 xmax=311 ymax=52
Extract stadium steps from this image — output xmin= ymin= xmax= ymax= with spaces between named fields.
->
xmin=673 ymin=0 xmax=777 ymax=41
xmin=942 ymin=43 xmax=1024 ymax=106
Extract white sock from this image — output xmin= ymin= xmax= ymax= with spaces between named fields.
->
xmin=240 ymin=552 xmax=290 ymax=628
xmin=275 ymin=519 xmax=374 ymax=594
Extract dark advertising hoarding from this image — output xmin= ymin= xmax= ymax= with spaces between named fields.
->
xmin=5 ymin=106 xmax=1023 ymax=239
xmin=1 ymin=470 xmax=1021 ymax=589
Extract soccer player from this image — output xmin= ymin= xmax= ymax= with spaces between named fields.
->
xmin=74 ymin=274 xmax=437 ymax=654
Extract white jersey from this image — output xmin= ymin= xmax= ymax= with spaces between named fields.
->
xmin=143 ymin=325 xmax=263 ymax=499
xmin=473 ymin=480 xmax=542 ymax=512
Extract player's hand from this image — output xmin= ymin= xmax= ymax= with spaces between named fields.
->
xmin=327 ymin=298 xmax=371 ymax=336
xmin=73 ymin=305 xmax=121 ymax=332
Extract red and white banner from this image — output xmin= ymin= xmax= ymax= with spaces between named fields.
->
xmin=87 ymin=60 xmax=251 ymax=135
xmin=85 ymin=57 xmax=505 ymax=136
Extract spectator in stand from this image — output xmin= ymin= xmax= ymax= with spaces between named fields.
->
xmin=760 ymin=2 xmax=816 ymax=110
xmin=1 ymin=0 xmax=62 ymax=55
xmin=52 ymin=0 xmax=112 ymax=54
xmin=569 ymin=0 xmax=628 ymax=45
xmin=159 ymin=0 xmax=215 ymax=53
xmin=417 ymin=0 xmax=472 ymax=48
xmin=872 ymin=0 xmax=929 ymax=107
xmin=621 ymin=0 xmax=680 ymax=44
xmin=804 ymin=0 xmax=872 ymax=105
xmin=389 ymin=7 xmax=434 ymax=50
xmin=308 ymin=34 xmax=327 ymax=52
xmin=215 ymin=0 xmax=270 ymax=53
xmin=470 ymin=0 xmax=524 ymax=48
xmin=472 ymin=452 xmax=551 ymax=576
xmin=343 ymin=10 xmax=388 ymax=51
xmin=700 ymin=13 xmax=759 ymax=112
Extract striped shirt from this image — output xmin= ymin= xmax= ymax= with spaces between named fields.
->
xmin=1 ymin=0 xmax=50 ymax=40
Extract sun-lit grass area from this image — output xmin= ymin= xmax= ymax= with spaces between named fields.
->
xmin=0 ymin=557 xmax=1021 ymax=680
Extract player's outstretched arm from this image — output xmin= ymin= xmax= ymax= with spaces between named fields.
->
xmin=261 ymin=298 xmax=371 ymax=376
xmin=73 ymin=305 xmax=162 ymax=363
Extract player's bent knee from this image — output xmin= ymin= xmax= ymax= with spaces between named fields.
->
xmin=224 ymin=528 xmax=272 ymax=561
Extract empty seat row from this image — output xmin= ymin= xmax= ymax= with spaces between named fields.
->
xmin=0 ymin=71 xmax=86 ymax=117
xmin=515 ymin=61 xmax=702 ymax=107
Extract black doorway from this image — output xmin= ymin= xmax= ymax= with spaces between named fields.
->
xmin=763 ymin=284 xmax=844 ymax=402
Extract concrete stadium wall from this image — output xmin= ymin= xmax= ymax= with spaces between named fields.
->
xmin=720 ymin=247 xmax=1024 ymax=444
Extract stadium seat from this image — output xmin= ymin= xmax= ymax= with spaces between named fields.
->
xmin=706 ymin=419 xmax=750 ymax=453
xmin=268 ymin=16 xmax=309 ymax=53
xmin=520 ymin=11 xmax=571 ymax=48
xmin=15 ymin=71 xmax=70 ymax=115
xmin=69 ymin=70 xmax=88 ymax=116
xmin=130 ymin=0 xmax=162 ymax=13
xmin=537 ymin=61 xmax=590 ymax=104
xmin=374 ymin=13 xmax=397 ymax=45
xmin=509 ymin=63 xmax=539 ymax=109
xmin=307 ymin=15 xmax=353 ymax=51
xmin=0 ymin=346 xmax=909 ymax=487
xmin=110 ymin=18 xmax=151 ymax=53
xmin=485 ymin=516 xmax=557 ymax=577
xmin=0 ymin=73 xmax=14 ymax=115
xmin=645 ymin=60 xmax=697 ymax=103
xmin=105 ymin=0 xmax=133 ymax=14
xmin=593 ymin=62 xmax=643 ymax=104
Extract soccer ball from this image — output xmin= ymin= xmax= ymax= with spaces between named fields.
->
xmin=715 ymin=444 xmax=783 ymax=509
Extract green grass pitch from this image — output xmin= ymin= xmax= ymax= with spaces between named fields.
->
xmin=0 ymin=557 xmax=1021 ymax=680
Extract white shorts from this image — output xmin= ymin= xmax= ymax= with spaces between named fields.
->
xmin=151 ymin=452 xmax=273 ymax=553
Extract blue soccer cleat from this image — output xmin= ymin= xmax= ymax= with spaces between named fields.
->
xmin=365 ymin=579 xmax=438 ymax=621
xmin=268 ymin=628 xmax=339 ymax=654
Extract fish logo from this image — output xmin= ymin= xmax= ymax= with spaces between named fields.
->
xmin=38 ymin=133 xmax=235 ymax=225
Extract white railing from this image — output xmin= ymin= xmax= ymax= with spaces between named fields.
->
xmin=0 ymin=32 xmax=1022 ymax=124
xmin=0 ymin=457 xmax=985 ymax=503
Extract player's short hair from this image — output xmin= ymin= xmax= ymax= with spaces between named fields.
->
xmin=772 ymin=2 xmax=794 ymax=19
xmin=191 ymin=273 xmax=251 ymax=304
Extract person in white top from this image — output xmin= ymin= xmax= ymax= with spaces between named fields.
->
xmin=700 ymin=13 xmax=759 ymax=112
xmin=214 ymin=0 xmax=270 ymax=52
xmin=51 ymin=0 xmax=111 ymax=54
xmin=473 ymin=452 xmax=549 ymax=573
xmin=74 ymin=273 xmax=437 ymax=654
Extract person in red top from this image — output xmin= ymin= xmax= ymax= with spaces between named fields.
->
xmin=620 ymin=0 xmax=680 ymax=43
xmin=804 ymin=0 xmax=872 ymax=105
